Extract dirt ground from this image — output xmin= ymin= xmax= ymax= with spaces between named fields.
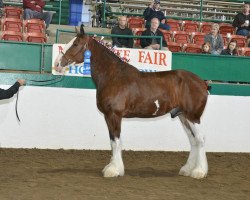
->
xmin=0 ymin=149 xmax=249 ymax=200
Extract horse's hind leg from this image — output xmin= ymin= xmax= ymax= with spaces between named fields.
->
xmin=178 ymin=115 xmax=208 ymax=179
xmin=102 ymin=112 xmax=124 ymax=178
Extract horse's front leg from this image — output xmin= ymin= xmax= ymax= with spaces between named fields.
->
xmin=102 ymin=112 xmax=124 ymax=178
xmin=178 ymin=115 xmax=208 ymax=179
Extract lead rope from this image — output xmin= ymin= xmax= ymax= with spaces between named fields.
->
xmin=15 ymin=75 xmax=65 ymax=122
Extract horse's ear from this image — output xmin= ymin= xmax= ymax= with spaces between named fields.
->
xmin=80 ymin=24 xmax=85 ymax=35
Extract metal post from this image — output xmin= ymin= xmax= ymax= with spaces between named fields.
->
xmin=200 ymin=0 xmax=203 ymax=22
xmin=59 ymin=0 xmax=62 ymax=25
xmin=102 ymin=0 xmax=107 ymax=27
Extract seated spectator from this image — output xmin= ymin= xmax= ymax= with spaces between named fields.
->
xmin=111 ymin=16 xmax=133 ymax=48
xmin=143 ymin=0 xmax=170 ymax=30
xmin=221 ymin=40 xmax=239 ymax=56
xmin=140 ymin=18 xmax=168 ymax=50
xmin=204 ymin=23 xmax=224 ymax=55
xmin=247 ymin=35 xmax=250 ymax=47
xmin=201 ymin=42 xmax=211 ymax=54
xmin=233 ymin=3 xmax=250 ymax=36
xmin=23 ymin=0 xmax=53 ymax=32
xmin=0 ymin=79 xmax=25 ymax=100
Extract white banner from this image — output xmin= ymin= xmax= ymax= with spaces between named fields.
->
xmin=52 ymin=44 xmax=172 ymax=77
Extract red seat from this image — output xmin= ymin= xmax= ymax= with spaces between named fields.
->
xmin=3 ymin=6 xmax=23 ymax=19
xmin=222 ymin=34 xmax=229 ymax=46
xmin=200 ymin=22 xmax=213 ymax=33
xmin=159 ymin=29 xmax=173 ymax=42
xmin=219 ymin=23 xmax=235 ymax=35
xmin=229 ymin=35 xmax=247 ymax=47
xmin=166 ymin=19 xmax=181 ymax=31
xmin=128 ymin=17 xmax=144 ymax=29
xmin=240 ymin=47 xmax=250 ymax=56
xmin=132 ymin=28 xmax=146 ymax=47
xmin=191 ymin=32 xmax=206 ymax=45
xmin=23 ymin=19 xmax=46 ymax=33
xmin=182 ymin=20 xmax=199 ymax=33
xmin=1 ymin=17 xmax=23 ymax=32
xmin=1 ymin=31 xmax=23 ymax=41
xmin=167 ymin=42 xmax=182 ymax=52
xmin=173 ymin=31 xmax=190 ymax=44
xmin=23 ymin=32 xmax=47 ymax=43
xmin=183 ymin=43 xmax=202 ymax=54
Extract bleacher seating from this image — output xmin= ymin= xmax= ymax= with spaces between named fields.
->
xmin=23 ymin=19 xmax=46 ymax=33
xmin=132 ymin=27 xmax=146 ymax=47
xmin=183 ymin=43 xmax=202 ymax=54
xmin=1 ymin=17 xmax=23 ymax=32
xmin=199 ymin=22 xmax=213 ymax=33
xmin=128 ymin=17 xmax=144 ymax=29
xmin=1 ymin=31 xmax=23 ymax=41
xmin=160 ymin=30 xmax=173 ymax=43
xmin=3 ymin=6 xmax=23 ymax=19
xmin=219 ymin=23 xmax=235 ymax=35
xmin=23 ymin=32 xmax=47 ymax=43
xmin=0 ymin=6 xmax=47 ymax=43
xmin=229 ymin=35 xmax=247 ymax=47
xmin=166 ymin=19 xmax=181 ymax=31
xmin=167 ymin=42 xmax=182 ymax=52
xmin=182 ymin=20 xmax=199 ymax=32
xmin=173 ymin=31 xmax=189 ymax=44
xmin=240 ymin=47 xmax=250 ymax=56
xmin=191 ymin=32 xmax=206 ymax=45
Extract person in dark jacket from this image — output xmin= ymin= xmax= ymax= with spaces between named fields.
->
xmin=140 ymin=18 xmax=168 ymax=50
xmin=0 ymin=80 xmax=25 ymax=100
xmin=111 ymin=16 xmax=134 ymax=48
xmin=232 ymin=3 xmax=250 ymax=36
xmin=220 ymin=40 xmax=239 ymax=56
xmin=143 ymin=0 xmax=170 ymax=30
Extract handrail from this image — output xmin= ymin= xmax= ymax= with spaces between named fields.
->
xmin=55 ymin=29 xmax=163 ymax=49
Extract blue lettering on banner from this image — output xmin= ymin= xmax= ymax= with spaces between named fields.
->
xmin=83 ymin=50 xmax=92 ymax=75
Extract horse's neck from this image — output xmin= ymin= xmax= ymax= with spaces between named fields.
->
xmin=89 ymin=39 xmax=120 ymax=88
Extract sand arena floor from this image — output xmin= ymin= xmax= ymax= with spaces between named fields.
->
xmin=0 ymin=148 xmax=249 ymax=200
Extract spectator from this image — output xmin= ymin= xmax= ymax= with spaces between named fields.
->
xmin=204 ymin=23 xmax=224 ymax=55
xmin=247 ymin=35 xmax=250 ymax=47
xmin=143 ymin=0 xmax=170 ymax=30
xmin=0 ymin=80 xmax=25 ymax=100
xmin=111 ymin=16 xmax=133 ymax=48
xmin=233 ymin=3 xmax=250 ymax=36
xmin=201 ymin=42 xmax=211 ymax=54
xmin=140 ymin=18 xmax=168 ymax=50
xmin=221 ymin=40 xmax=239 ymax=56
xmin=23 ymin=0 xmax=53 ymax=32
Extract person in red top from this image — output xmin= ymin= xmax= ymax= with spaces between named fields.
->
xmin=23 ymin=0 xmax=53 ymax=31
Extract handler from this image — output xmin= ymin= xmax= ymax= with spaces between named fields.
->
xmin=0 ymin=79 xmax=26 ymax=100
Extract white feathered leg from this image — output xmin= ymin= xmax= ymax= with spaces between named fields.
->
xmin=179 ymin=115 xmax=208 ymax=179
xmin=102 ymin=138 xmax=124 ymax=177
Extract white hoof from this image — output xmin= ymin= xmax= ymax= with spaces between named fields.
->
xmin=102 ymin=162 xmax=124 ymax=178
xmin=179 ymin=164 xmax=193 ymax=177
xmin=190 ymin=168 xmax=207 ymax=179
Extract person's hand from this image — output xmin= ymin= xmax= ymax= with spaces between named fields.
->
xmin=241 ymin=22 xmax=248 ymax=27
xmin=151 ymin=44 xmax=160 ymax=50
xmin=36 ymin=5 xmax=41 ymax=8
xmin=17 ymin=79 xmax=26 ymax=86
xmin=30 ymin=1 xmax=35 ymax=3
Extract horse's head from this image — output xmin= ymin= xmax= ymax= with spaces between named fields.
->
xmin=54 ymin=25 xmax=90 ymax=72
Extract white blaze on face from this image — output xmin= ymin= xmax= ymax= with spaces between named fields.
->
xmin=153 ymin=100 xmax=160 ymax=115
xmin=54 ymin=37 xmax=77 ymax=67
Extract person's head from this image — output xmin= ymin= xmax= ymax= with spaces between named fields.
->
xmin=243 ymin=3 xmax=250 ymax=14
xmin=247 ymin=35 xmax=250 ymax=46
xmin=153 ymin=0 xmax=160 ymax=10
xmin=150 ymin=18 xmax=160 ymax=31
xmin=227 ymin=40 xmax=238 ymax=55
xmin=211 ymin=23 xmax=219 ymax=35
xmin=202 ymin=42 xmax=211 ymax=53
xmin=118 ymin=16 xmax=127 ymax=29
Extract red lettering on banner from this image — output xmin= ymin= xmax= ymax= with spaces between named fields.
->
xmin=159 ymin=52 xmax=167 ymax=66
xmin=138 ymin=51 xmax=145 ymax=63
xmin=144 ymin=52 xmax=153 ymax=64
xmin=58 ymin=46 xmax=63 ymax=53
xmin=123 ymin=50 xmax=130 ymax=59
xmin=154 ymin=51 xmax=158 ymax=65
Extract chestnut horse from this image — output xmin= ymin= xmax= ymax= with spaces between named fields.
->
xmin=55 ymin=25 xmax=209 ymax=179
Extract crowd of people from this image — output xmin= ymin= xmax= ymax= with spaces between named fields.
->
xmin=111 ymin=1 xmax=250 ymax=56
